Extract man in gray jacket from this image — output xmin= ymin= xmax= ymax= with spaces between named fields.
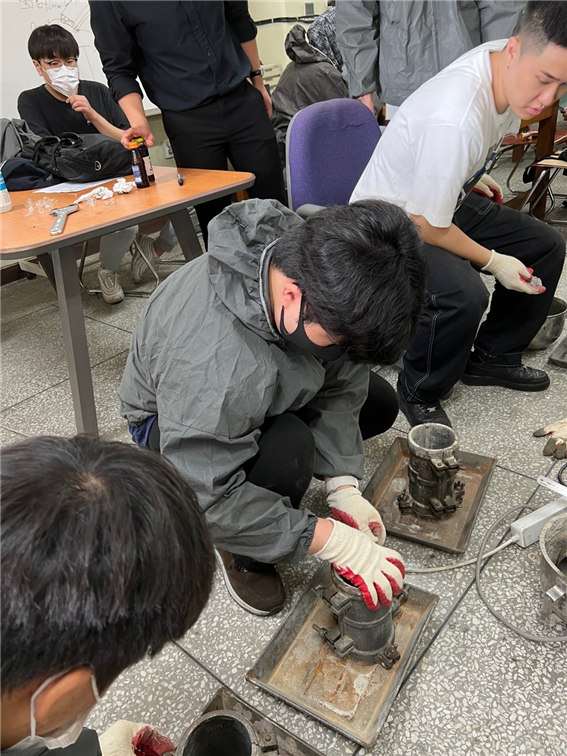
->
xmin=336 ymin=0 xmax=525 ymax=110
xmin=120 ymin=199 xmax=427 ymax=616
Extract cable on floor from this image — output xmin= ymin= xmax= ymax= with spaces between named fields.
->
xmin=474 ymin=504 xmax=567 ymax=643
xmin=406 ymin=537 xmax=518 ymax=574
xmin=558 ymin=461 xmax=567 ymax=488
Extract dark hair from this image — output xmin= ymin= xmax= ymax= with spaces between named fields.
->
xmin=28 ymin=24 xmax=79 ymax=61
xmin=271 ymin=200 xmax=427 ymax=364
xmin=519 ymin=1 xmax=567 ymax=52
xmin=1 ymin=436 xmax=215 ymax=693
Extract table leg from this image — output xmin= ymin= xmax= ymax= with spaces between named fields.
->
xmin=52 ymin=245 xmax=99 ymax=437
xmin=36 ymin=252 xmax=57 ymax=290
xmin=170 ymin=208 xmax=203 ymax=261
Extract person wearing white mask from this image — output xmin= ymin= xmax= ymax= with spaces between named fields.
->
xmin=0 ymin=435 xmax=214 ymax=755
xmin=18 ymin=25 xmax=178 ymax=304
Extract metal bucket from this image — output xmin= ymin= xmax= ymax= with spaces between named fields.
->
xmin=180 ymin=710 xmax=263 ymax=756
xmin=527 ymin=297 xmax=567 ymax=350
xmin=539 ymin=513 xmax=567 ymax=624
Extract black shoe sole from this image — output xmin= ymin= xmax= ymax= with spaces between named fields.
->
xmin=397 ymin=391 xmax=452 ymax=428
xmin=461 ymin=373 xmax=550 ymax=392
xmin=215 ymin=549 xmax=285 ymax=617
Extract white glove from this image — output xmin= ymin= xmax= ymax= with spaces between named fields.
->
xmin=475 ymin=173 xmax=503 ymax=202
xmin=533 ymin=418 xmax=567 ymax=459
xmin=99 ymin=721 xmax=175 ymax=756
xmin=482 ymin=250 xmax=545 ymax=295
xmin=314 ymin=520 xmax=405 ymax=610
xmin=328 ymin=487 xmax=386 ymax=545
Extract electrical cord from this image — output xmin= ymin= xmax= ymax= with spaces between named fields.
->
xmin=558 ymin=462 xmax=567 ymax=488
xmin=406 ymin=537 xmax=518 ymax=573
xmin=475 ymin=504 xmax=567 ymax=643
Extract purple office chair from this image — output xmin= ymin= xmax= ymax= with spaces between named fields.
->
xmin=286 ymin=98 xmax=381 ymax=216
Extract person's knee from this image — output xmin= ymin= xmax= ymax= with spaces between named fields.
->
xmin=360 ymin=372 xmax=399 ymax=438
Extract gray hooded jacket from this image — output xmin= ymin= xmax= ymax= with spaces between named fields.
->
xmin=336 ymin=0 xmax=525 ymax=105
xmin=119 ymin=200 xmax=370 ymax=564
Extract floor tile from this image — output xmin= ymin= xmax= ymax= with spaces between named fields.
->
xmin=0 ymin=426 xmax=28 ymax=446
xmin=1 ymin=352 xmax=129 ymax=437
xmin=0 ymin=275 xmax=57 ymax=325
xmin=1 ymin=307 xmax=132 ymax=410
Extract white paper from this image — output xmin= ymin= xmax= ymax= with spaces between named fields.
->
xmin=33 ymin=178 xmax=121 ymax=194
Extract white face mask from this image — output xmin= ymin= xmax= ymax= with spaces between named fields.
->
xmin=46 ymin=65 xmax=79 ymax=98
xmin=7 ymin=672 xmax=101 ymax=751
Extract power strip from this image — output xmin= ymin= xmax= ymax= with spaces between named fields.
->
xmin=510 ymin=498 xmax=567 ymax=547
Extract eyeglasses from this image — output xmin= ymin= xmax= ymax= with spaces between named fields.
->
xmin=40 ymin=57 xmax=78 ymax=69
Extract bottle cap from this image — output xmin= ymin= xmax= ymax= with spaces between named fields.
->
xmin=127 ymin=141 xmax=140 ymax=149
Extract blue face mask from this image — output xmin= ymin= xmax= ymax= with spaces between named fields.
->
xmin=279 ymin=297 xmax=345 ymax=361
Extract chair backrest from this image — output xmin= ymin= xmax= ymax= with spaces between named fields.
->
xmin=286 ymin=99 xmax=381 ymax=212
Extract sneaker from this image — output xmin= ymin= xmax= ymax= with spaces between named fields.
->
xmin=461 ymin=357 xmax=550 ymax=391
xmin=397 ymin=374 xmax=452 ymax=428
xmin=97 ymin=267 xmax=124 ymax=304
xmin=131 ymin=233 xmax=160 ymax=283
xmin=215 ymin=548 xmax=286 ymax=616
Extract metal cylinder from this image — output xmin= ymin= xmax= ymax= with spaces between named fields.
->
xmin=180 ymin=710 xmax=262 ymax=756
xmin=397 ymin=423 xmax=465 ymax=519
xmin=539 ymin=513 xmax=567 ymax=623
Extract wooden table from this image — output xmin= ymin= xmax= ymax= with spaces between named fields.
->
xmin=0 ymin=166 xmax=254 ymax=436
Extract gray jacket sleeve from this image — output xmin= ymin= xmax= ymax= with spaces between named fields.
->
xmin=336 ymin=0 xmax=380 ymax=98
xmin=304 ymin=358 xmax=369 ymax=480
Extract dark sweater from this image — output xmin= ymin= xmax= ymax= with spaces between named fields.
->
xmin=17 ymin=80 xmax=129 ymax=137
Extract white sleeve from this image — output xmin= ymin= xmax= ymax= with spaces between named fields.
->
xmin=405 ymin=126 xmax=483 ymax=228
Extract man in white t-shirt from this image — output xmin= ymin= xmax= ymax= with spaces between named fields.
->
xmin=351 ymin=0 xmax=566 ymax=428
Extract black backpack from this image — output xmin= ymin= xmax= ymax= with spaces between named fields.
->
xmin=32 ymin=132 xmax=132 ymax=183
xmin=1 ymin=157 xmax=64 ymax=191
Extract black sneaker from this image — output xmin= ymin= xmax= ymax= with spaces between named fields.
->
xmin=215 ymin=548 xmax=286 ymax=616
xmin=397 ymin=375 xmax=452 ymax=428
xmin=461 ymin=358 xmax=550 ymax=391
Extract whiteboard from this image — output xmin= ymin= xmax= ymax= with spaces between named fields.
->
xmin=0 ymin=0 xmax=157 ymax=120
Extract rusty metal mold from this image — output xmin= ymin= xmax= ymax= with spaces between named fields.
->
xmin=363 ymin=436 xmax=496 ymax=554
xmin=540 ymin=513 xmax=567 ymax=624
xmin=247 ymin=563 xmax=438 ymax=749
xmin=313 ymin=568 xmax=402 ymax=667
xmin=182 ymin=688 xmax=326 ymax=756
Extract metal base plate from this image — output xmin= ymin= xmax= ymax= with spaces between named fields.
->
xmin=247 ymin=564 xmax=438 ymax=749
xmin=363 ymin=437 xmax=496 ymax=554
xmin=197 ymin=688 xmax=326 ymax=756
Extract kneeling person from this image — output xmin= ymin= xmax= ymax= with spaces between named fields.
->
xmin=120 ymin=199 xmax=427 ymax=616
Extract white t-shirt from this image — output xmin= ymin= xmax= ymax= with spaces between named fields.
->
xmin=351 ymin=40 xmax=519 ymax=228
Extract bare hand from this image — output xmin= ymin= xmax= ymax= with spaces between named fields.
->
xmin=252 ymin=79 xmax=272 ymax=118
xmin=121 ymin=123 xmax=154 ymax=148
xmin=357 ymin=93 xmax=376 ymax=114
xmin=67 ymin=94 xmax=96 ymax=123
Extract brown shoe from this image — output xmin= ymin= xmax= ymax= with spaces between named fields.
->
xmin=215 ymin=548 xmax=286 ymax=616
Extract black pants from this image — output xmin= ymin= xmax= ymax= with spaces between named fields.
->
xmin=234 ymin=371 xmax=398 ymax=569
xmin=162 ymin=81 xmax=286 ymax=247
xmin=401 ymin=193 xmax=565 ymax=403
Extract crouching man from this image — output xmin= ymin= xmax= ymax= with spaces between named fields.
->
xmin=120 ymin=199 xmax=427 ymax=616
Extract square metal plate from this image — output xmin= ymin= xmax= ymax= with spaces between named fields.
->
xmin=247 ymin=563 xmax=438 ymax=750
xmin=363 ymin=437 xmax=496 ymax=554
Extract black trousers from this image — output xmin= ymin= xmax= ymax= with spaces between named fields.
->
xmin=400 ymin=193 xmax=565 ymax=403
xmin=234 ymin=371 xmax=399 ymax=569
xmin=162 ymin=81 xmax=286 ymax=247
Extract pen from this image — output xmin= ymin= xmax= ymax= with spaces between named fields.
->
xmin=178 ymin=172 xmax=184 ymax=186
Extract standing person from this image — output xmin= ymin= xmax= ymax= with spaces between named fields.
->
xmin=336 ymin=0 xmax=525 ymax=113
xmin=120 ymin=198 xmax=428 ymax=616
xmin=1 ymin=435 xmax=214 ymax=755
xmin=18 ymin=25 xmax=173 ymax=304
xmin=351 ymin=0 xmax=566 ymax=428
xmin=89 ymin=1 xmax=287 ymax=247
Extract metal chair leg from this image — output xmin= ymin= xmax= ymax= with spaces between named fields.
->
xmin=78 ymin=239 xmax=160 ymax=299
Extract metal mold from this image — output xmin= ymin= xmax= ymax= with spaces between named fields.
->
xmin=363 ymin=437 xmax=496 ymax=553
xmin=527 ymin=296 xmax=566 ymax=350
xmin=247 ymin=563 xmax=438 ymax=749
xmin=540 ymin=513 xmax=567 ymax=624
xmin=313 ymin=569 xmax=402 ymax=667
xmin=182 ymin=688 xmax=326 ymax=756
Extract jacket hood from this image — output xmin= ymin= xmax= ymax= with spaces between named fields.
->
xmin=285 ymin=24 xmax=328 ymax=64
xmin=206 ymin=199 xmax=304 ymax=342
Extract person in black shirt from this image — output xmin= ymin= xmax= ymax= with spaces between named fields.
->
xmin=89 ymin=0 xmax=287 ymax=246
xmin=18 ymin=25 xmax=174 ymax=304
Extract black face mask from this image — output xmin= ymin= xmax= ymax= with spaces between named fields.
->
xmin=279 ymin=298 xmax=345 ymax=361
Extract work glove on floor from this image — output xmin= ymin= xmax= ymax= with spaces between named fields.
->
xmin=100 ymin=721 xmax=175 ymax=756
xmin=313 ymin=520 xmax=405 ymax=610
xmin=534 ymin=418 xmax=567 ymax=459
xmin=482 ymin=250 xmax=545 ymax=295
xmin=328 ymin=487 xmax=386 ymax=545
xmin=474 ymin=173 xmax=503 ymax=203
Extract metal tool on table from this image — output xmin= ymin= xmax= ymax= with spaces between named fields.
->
xmin=49 ymin=204 xmax=79 ymax=235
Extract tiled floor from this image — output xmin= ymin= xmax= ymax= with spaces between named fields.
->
xmin=2 ymin=153 xmax=567 ymax=755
